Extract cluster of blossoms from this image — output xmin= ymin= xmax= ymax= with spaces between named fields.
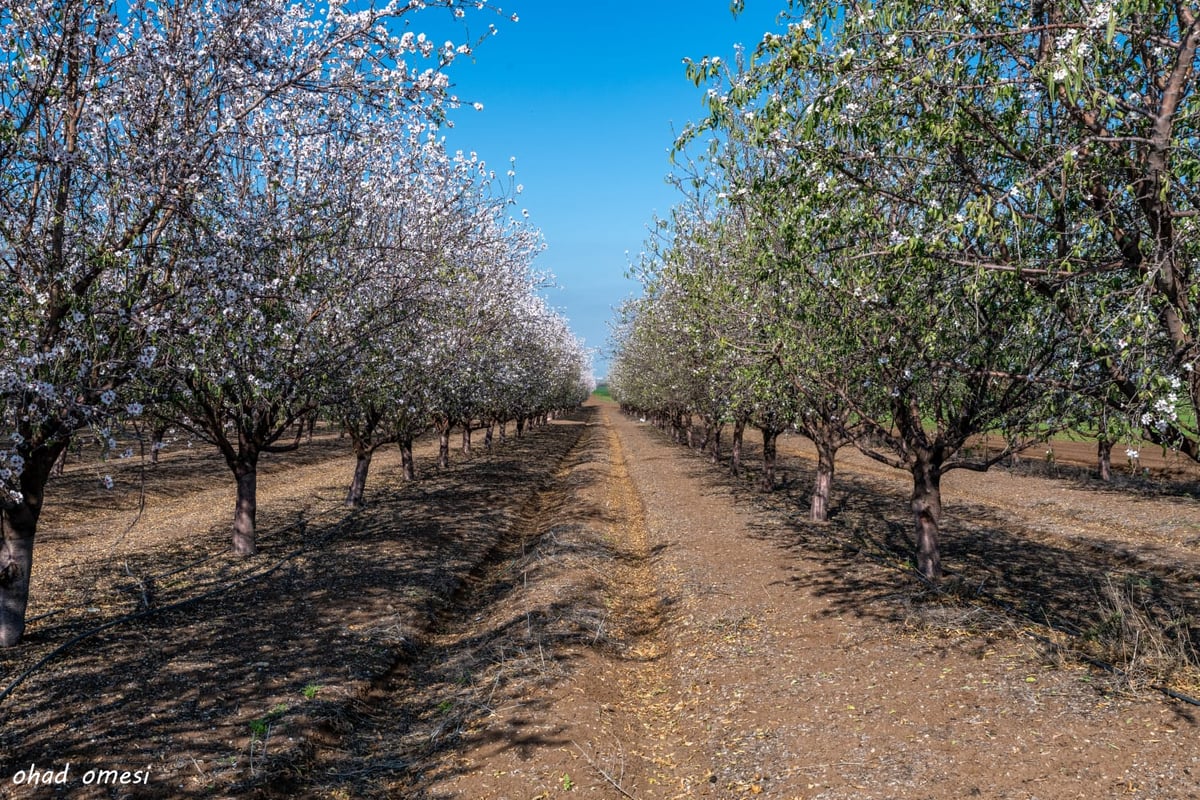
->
xmin=1 ymin=0 xmax=597 ymax=506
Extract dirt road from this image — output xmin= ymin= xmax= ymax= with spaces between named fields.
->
xmin=1 ymin=402 xmax=1198 ymax=799
xmin=421 ymin=403 xmax=1199 ymax=800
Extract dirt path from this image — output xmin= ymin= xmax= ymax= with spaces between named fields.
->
xmin=417 ymin=403 xmax=1199 ymax=799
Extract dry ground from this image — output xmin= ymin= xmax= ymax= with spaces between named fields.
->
xmin=1 ymin=403 xmax=1198 ymax=799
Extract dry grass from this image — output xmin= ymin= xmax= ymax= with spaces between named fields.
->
xmin=1078 ymin=573 xmax=1200 ymax=693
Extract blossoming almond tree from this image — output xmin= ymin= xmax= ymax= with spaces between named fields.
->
xmin=0 ymin=0 xmax=498 ymax=644
xmin=332 ymin=143 xmax=546 ymax=504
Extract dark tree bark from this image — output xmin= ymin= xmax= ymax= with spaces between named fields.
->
xmin=433 ymin=416 xmax=452 ymax=468
xmin=1097 ymin=438 xmax=1113 ymax=482
xmin=811 ymin=440 xmax=837 ymax=523
xmin=731 ymin=418 xmax=746 ymax=475
xmin=51 ymin=447 xmax=67 ymax=477
xmin=399 ymin=436 xmax=416 ymax=481
xmin=760 ymin=426 xmax=782 ymax=492
xmin=0 ymin=509 xmax=36 ymax=648
xmin=515 ymin=416 xmax=526 ymax=437
xmin=707 ymin=421 xmax=723 ymax=464
xmin=484 ymin=421 xmax=494 ymax=450
xmin=231 ymin=454 xmax=260 ymax=556
xmin=910 ymin=451 xmax=944 ymax=581
xmin=150 ymin=422 xmax=168 ymax=466
xmin=345 ymin=448 xmax=374 ymax=507
xmin=0 ymin=443 xmax=64 ymax=647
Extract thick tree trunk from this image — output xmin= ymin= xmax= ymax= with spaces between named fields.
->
xmin=731 ymin=419 xmax=745 ymax=475
xmin=399 ymin=437 xmax=416 ymax=481
xmin=760 ymin=428 xmax=779 ymax=492
xmin=484 ymin=422 xmax=494 ymax=450
xmin=346 ymin=449 xmax=373 ymax=507
xmin=232 ymin=459 xmax=259 ymax=556
xmin=461 ymin=424 xmax=472 ymax=454
xmin=910 ymin=455 xmax=944 ymax=581
xmin=498 ymin=420 xmax=508 ymax=442
xmin=1097 ymin=438 xmax=1113 ymax=482
xmin=516 ymin=416 xmax=526 ymax=437
xmin=810 ymin=441 xmax=837 ymax=522
xmin=0 ymin=508 xmax=36 ymax=648
xmin=1 ymin=444 xmax=66 ymax=646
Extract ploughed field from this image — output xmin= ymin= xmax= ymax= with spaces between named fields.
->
xmin=1 ymin=402 xmax=1198 ymax=799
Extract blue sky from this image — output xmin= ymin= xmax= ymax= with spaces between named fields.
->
xmin=427 ymin=2 xmax=789 ymax=377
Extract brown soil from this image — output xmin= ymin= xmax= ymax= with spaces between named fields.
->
xmin=1 ymin=403 xmax=1199 ymax=799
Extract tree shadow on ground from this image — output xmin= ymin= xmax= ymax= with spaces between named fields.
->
xmin=638 ymin=422 xmax=1200 ymax=710
xmin=0 ymin=409 xmax=622 ymax=799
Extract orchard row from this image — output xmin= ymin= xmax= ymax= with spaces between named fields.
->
xmin=0 ymin=1 xmax=592 ymax=647
xmin=611 ymin=0 xmax=1199 ymax=579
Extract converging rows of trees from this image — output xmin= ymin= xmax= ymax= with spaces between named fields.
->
xmin=0 ymin=1 xmax=593 ymax=647
xmin=610 ymin=0 xmax=1199 ymax=581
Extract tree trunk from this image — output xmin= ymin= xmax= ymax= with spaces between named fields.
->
xmin=1 ymin=443 xmax=67 ymax=646
xmin=708 ymin=423 xmax=722 ymax=464
xmin=810 ymin=441 xmax=837 ymax=522
xmin=232 ymin=458 xmax=259 ymax=555
xmin=150 ymin=422 xmax=168 ymax=466
xmin=400 ymin=437 xmax=416 ymax=481
xmin=345 ymin=448 xmax=373 ymax=507
xmin=484 ymin=421 xmax=494 ymax=450
xmin=910 ymin=455 xmax=944 ymax=581
xmin=432 ymin=417 xmax=451 ymax=469
xmin=731 ymin=419 xmax=745 ymax=475
xmin=0 ymin=507 xmax=36 ymax=648
xmin=51 ymin=447 xmax=67 ymax=476
xmin=516 ymin=416 xmax=526 ymax=437
xmin=461 ymin=424 xmax=472 ymax=454
xmin=760 ymin=428 xmax=779 ymax=492
xmin=499 ymin=420 xmax=508 ymax=442
xmin=1097 ymin=438 xmax=1113 ymax=482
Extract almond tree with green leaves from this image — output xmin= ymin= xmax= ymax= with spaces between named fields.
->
xmin=679 ymin=15 xmax=1083 ymax=579
xmin=721 ymin=0 xmax=1200 ymax=459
